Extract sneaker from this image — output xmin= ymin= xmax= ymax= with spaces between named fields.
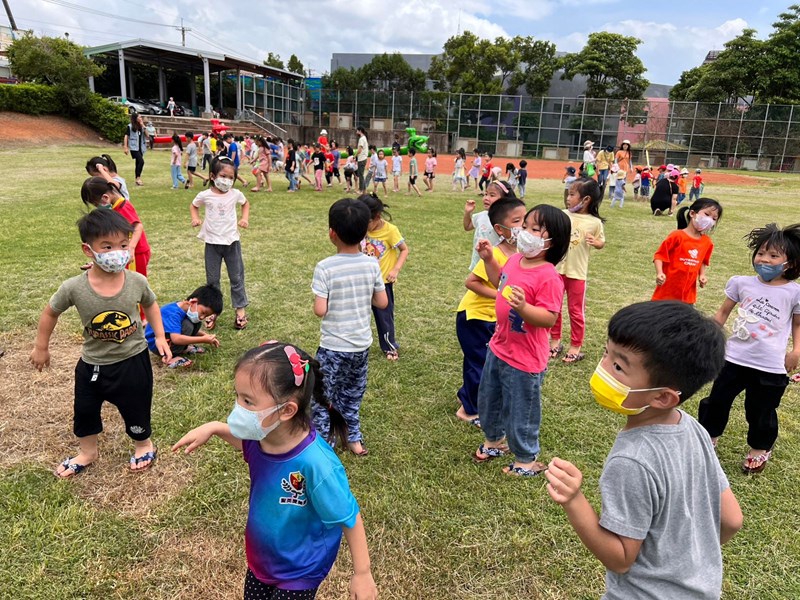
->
xmin=653 ymin=209 xmax=662 ymax=216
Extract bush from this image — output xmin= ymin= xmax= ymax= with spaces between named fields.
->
xmin=0 ymin=83 xmax=64 ymax=114
xmin=76 ymin=94 xmax=129 ymax=143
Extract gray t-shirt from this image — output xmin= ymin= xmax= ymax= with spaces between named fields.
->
xmin=599 ymin=411 xmax=729 ymax=600
xmin=186 ymin=142 xmax=198 ymax=168
xmin=49 ymin=271 xmax=156 ymax=365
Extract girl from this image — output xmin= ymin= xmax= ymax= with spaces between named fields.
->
xmin=632 ymin=167 xmax=642 ymax=201
xmin=85 ymin=154 xmax=129 ymax=199
xmin=463 ymin=180 xmax=516 ymax=270
xmin=343 ymin=148 xmax=357 ymax=193
xmin=550 ymin=178 xmax=606 ymax=364
xmin=123 ymin=113 xmax=146 ymax=186
xmin=452 ymin=148 xmax=467 ymax=192
xmin=391 ymin=147 xmax=402 ymax=193
xmin=361 ymin=195 xmax=409 ymax=361
xmin=468 ymin=148 xmax=482 ymax=190
xmin=298 ymin=144 xmax=314 ymax=188
xmin=251 ymin=137 xmax=273 ymax=192
xmin=698 ymin=223 xmax=800 ymax=474
xmin=285 ymin=140 xmax=298 ymax=193
xmin=424 ymin=148 xmax=437 ymax=192
xmin=81 ymin=177 xmax=150 ymax=278
xmin=652 ymin=198 xmax=722 ymax=304
xmin=190 ymin=157 xmax=250 ymax=330
xmin=172 ymin=342 xmax=378 ymax=599
xmin=473 ymin=204 xmax=570 ymax=477
xmin=504 ymin=162 xmax=518 ymax=190
xmin=170 ymin=134 xmax=187 ymax=190
xmin=372 ymin=149 xmax=389 ymax=196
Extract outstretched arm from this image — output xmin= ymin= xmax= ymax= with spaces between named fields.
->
xmin=172 ymin=421 xmax=242 ymax=453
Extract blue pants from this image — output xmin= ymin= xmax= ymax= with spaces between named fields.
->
xmin=171 ymin=164 xmax=186 ymax=188
xmin=477 ymin=349 xmax=544 ymax=463
xmin=372 ymin=283 xmax=397 ymax=353
xmin=455 ymin=311 xmax=495 ymax=416
xmin=689 ymin=186 xmax=701 ymax=202
xmin=312 ymin=347 xmax=369 ymax=444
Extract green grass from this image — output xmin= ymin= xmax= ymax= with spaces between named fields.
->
xmin=1 ymin=145 xmax=799 ymax=599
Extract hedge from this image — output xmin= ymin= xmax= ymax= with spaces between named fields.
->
xmin=0 ymin=83 xmax=63 ymax=115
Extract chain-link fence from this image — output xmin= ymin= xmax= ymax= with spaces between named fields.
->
xmin=301 ymin=90 xmax=800 ymax=172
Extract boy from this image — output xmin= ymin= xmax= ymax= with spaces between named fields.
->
xmin=30 ymin=209 xmax=172 ymax=477
xmin=517 ymin=159 xmax=528 ymax=198
xmin=563 ymin=165 xmax=577 ymax=205
xmin=456 ymin=198 xmax=526 ymax=426
xmin=689 ymin=168 xmax=704 ymax=203
xmin=478 ymin=152 xmax=494 ymax=193
xmin=183 ymin=131 xmax=208 ymax=189
xmin=677 ymin=167 xmax=689 ymax=204
xmin=640 ymin=166 xmax=651 ymax=198
xmin=311 ymin=198 xmax=389 ymax=456
xmin=225 ymin=133 xmax=248 ymax=188
xmin=144 ymin=284 xmax=223 ymax=368
xmin=407 ymin=148 xmax=422 ymax=197
xmin=546 ymin=301 xmax=743 ymax=599
xmin=364 ymin=145 xmax=378 ymax=190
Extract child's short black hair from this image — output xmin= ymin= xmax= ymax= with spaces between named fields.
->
xmin=329 ymin=198 xmax=370 ymax=245
xmin=488 ymin=198 xmax=525 ymax=226
xmin=77 ymin=208 xmax=134 ymax=244
xmin=188 ymin=284 xmax=223 ymax=315
xmin=519 ymin=159 xmax=527 ymax=168
xmin=608 ymin=301 xmax=725 ymax=401
xmin=525 ymin=204 xmax=571 ymax=265
xmin=409 ymin=148 xmax=416 ymax=156
xmin=747 ymin=223 xmax=800 ymax=280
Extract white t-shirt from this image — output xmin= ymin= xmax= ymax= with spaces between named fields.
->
xmin=191 ymin=189 xmax=247 ymax=245
xmin=357 ymin=136 xmax=369 ymax=161
xmin=469 ymin=211 xmax=501 ymax=271
xmin=583 ymin=149 xmax=595 ymax=165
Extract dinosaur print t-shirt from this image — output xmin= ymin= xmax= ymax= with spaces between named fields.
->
xmin=49 ymin=270 xmax=156 ymax=365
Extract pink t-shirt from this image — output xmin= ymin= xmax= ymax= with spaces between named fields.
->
xmin=425 ymin=157 xmax=437 ymax=173
xmin=490 ymin=254 xmax=564 ymax=373
xmin=171 ymin=145 xmax=182 ymax=165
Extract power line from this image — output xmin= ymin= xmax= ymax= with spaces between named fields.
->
xmin=40 ymin=0 xmax=176 ymax=28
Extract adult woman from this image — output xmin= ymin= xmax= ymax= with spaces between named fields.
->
xmin=145 ymin=120 xmax=156 ymax=150
xmin=614 ymin=139 xmax=633 ymax=180
xmin=123 ymin=113 xmax=147 ymax=186
xmin=650 ymin=169 xmax=680 ymax=216
xmin=356 ymin=126 xmax=369 ymax=193
xmin=581 ymin=140 xmax=596 ymax=178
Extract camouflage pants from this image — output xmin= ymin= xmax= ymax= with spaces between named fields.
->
xmin=312 ymin=347 xmax=369 ymax=444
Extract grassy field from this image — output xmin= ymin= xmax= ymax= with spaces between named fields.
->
xmin=1 ymin=145 xmax=799 ymax=599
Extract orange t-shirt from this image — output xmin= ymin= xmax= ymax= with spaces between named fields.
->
xmin=652 ymin=230 xmax=713 ymax=304
xmin=677 ymin=177 xmax=687 ymax=194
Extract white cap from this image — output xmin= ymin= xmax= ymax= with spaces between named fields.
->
xmin=320 ymin=129 xmax=328 ymax=136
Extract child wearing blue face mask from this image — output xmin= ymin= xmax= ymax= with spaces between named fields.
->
xmin=546 ymin=301 xmax=742 ymax=599
xmin=699 ymin=222 xmax=800 ymax=474
xmin=144 ymin=284 xmax=223 ymax=368
xmin=173 ymin=341 xmax=378 ymax=600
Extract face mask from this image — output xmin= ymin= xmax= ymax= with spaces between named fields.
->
xmin=88 ymin=247 xmax=129 ymax=273
xmin=754 ymin=261 xmax=787 ymax=282
xmin=226 ymin=402 xmax=282 ymax=441
xmin=516 ymin=230 xmax=549 ymax=258
xmin=590 ymin=363 xmax=676 ymax=416
xmin=214 ymin=177 xmax=234 ymax=193
xmin=498 ymin=225 xmax=522 ymax=244
xmin=186 ymin=305 xmax=201 ymax=324
xmin=568 ymin=200 xmax=584 ymax=213
xmin=694 ymin=214 xmax=715 ymax=232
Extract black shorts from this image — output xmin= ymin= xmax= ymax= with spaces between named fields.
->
xmin=424 ymin=171 xmax=435 ymax=179
xmin=73 ymin=348 xmax=153 ymax=440
xmin=188 ymin=166 xmax=196 ymax=173
xmin=244 ymin=569 xmax=317 ymax=599
xmin=409 ymin=176 xmax=417 ymax=185
xmin=332 ymin=167 xmax=340 ymax=177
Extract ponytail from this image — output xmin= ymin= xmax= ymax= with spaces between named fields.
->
xmin=676 ymin=206 xmax=690 ymax=229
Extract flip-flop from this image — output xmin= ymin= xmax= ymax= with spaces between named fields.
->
xmin=234 ymin=314 xmax=249 ymax=330
xmin=185 ymin=345 xmax=206 ymax=355
xmin=503 ymin=462 xmax=548 ymax=477
xmin=562 ymin=352 xmax=585 ymax=364
xmin=742 ymin=451 xmax=771 ymax=474
xmin=168 ymin=356 xmax=193 ymax=369
xmin=55 ymin=456 xmax=89 ymax=478
xmin=473 ymin=443 xmax=508 ymax=463
xmin=549 ymin=343 xmax=564 ymax=359
xmin=130 ymin=447 xmax=158 ymax=472
xmin=204 ymin=314 xmax=217 ymax=330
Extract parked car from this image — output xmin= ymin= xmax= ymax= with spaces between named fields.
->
xmin=106 ymin=96 xmax=153 ymax=114
xmin=133 ymin=98 xmax=164 ymax=115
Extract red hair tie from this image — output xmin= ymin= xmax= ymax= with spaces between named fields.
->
xmin=284 ymin=345 xmax=309 ymax=387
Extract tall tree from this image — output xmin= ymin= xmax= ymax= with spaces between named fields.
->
xmin=560 ymin=32 xmax=649 ymax=99
xmin=510 ymin=36 xmax=558 ymax=97
xmin=321 ymin=67 xmax=361 ymax=90
xmin=287 ymin=54 xmax=305 ymax=76
xmin=428 ymin=32 xmax=501 ymax=94
xmin=761 ymin=4 xmax=800 ymax=103
xmin=358 ymin=53 xmax=426 ymax=91
xmin=263 ymin=52 xmax=285 ymax=69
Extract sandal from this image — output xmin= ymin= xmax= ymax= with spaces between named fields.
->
xmin=167 ymin=356 xmax=193 ymax=369
xmin=185 ymin=345 xmax=206 ymax=355
xmin=234 ymin=314 xmax=248 ymax=330
xmin=549 ymin=343 xmax=564 ymax=359
xmin=790 ymin=373 xmax=800 ymax=383
xmin=130 ymin=447 xmax=158 ymax=472
xmin=348 ymin=441 xmax=369 ymax=456
xmin=742 ymin=451 xmax=771 ymax=474
xmin=503 ymin=462 xmax=548 ymax=477
xmin=55 ymin=456 xmax=90 ymax=478
xmin=473 ymin=443 xmax=508 ymax=463
xmin=562 ymin=352 xmax=585 ymax=364
xmin=386 ymin=350 xmax=399 ymax=361
xmin=204 ymin=314 xmax=217 ymax=331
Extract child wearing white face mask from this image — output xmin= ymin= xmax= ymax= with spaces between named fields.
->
xmin=190 ymin=156 xmax=251 ymax=330
xmin=173 ymin=342 xmax=378 ymax=600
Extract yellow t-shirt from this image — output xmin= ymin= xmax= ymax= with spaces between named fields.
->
xmin=363 ymin=221 xmax=404 ymax=283
xmin=210 ymin=138 xmax=217 ymax=152
xmin=557 ymin=211 xmax=605 ymax=280
xmin=457 ymin=247 xmax=511 ymax=321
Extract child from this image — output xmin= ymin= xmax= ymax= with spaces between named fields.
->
xmin=610 ymin=170 xmax=626 ymax=208
xmin=201 ymin=132 xmax=213 ymax=171
xmin=81 ymin=177 xmax=151 ymax=278
xmin=478 ymin=152 xmax=494 ymax=193
xmin=407 ymin=148 xmax=422 ymax=197
xmin=698 ymin=223 xmax=800 ymax=474
xmin=546 ymin=301 xmax=742 ymax=598
xmin=251 ymin=136 xmax=273 ymax=192
xmin=85 ymin=154 xmax=129 ymax=199
xmin=224 ymin=133 xmax=248 ymax=188
xmin=490 ymin=166 xmax=502 ymax=183
xmin=550 ymin=178 xmax=606 ymax=364
xmin=640 ymin=166 xmax=651 ymax=198
xmin=170 ymin=133 xmax=187 ymax=190
xmin=463 ymin=180 xmax=515 ymax=270
xmin=329 ymin=141 xmax=342 ymax=186
xmin=653 ymin=198 xmax=722 ymax=304
xmin=372 ymin=149 xmax=389 ymax=196
xmin=190 ymin=157 xmax=251 ymax=330
xmin=455 ymin=198 xmax=526 ymax=426
xmin=452 ymin=148 xmax=467 ymax=192
xmin=312 ymin=143 xmax=326 ymax=192
xmin=343 ymin=148 xmax=357 ymax=193
xmin=144 ymin=284 xmax=223 ymax=369
xmin=183 ymin=131 xmax=208 ymax=189
xmin=311 ymin=198 xmax=389 ymax=456
xmin=391 ymin=147 xmax=402 ymax=192
xmin=364 ymin=146 xmax=378 ymax=190
xmin=689 ymin=168 xmax=704 ymax=203
xmin=677 ymin=167 xmax=689 ymax=204
xmin=473 ymin=204 xmax=570 ymax=476
xmin=30 ymin=209 xmax=171 ymax=476
xmin=606 ymin=164 xmax=618 ymax=199
xmin=361 ymin=195 xmax=409 ymax=361
xmin=517 ymin=159 xmax=528 ymax=198
xmin=424 ymin=148 xmax=437 ymax=192
xmin=285 ymin=140 xmax=298 ymax=192
xmin=172 ymin=341 xmax=378 ymax=599
xmin=632 ymin=167 xmax=642 ymax=201
xmin=504 ymin=163 xmax=518 ymax=190
xmin=562 ymin=166 xmax=577 ymax=205
xmin=468 ymin=148 xmax=482 ymax=190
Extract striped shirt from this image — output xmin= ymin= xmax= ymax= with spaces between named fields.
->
xmin=312 ymin=253 xmax=385 ymax=352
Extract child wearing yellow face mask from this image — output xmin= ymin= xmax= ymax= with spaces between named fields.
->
xmin=545 ymin=301 xmax=743 ymax=599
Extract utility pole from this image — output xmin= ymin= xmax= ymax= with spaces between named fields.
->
xmin=175 ymin=18 xmax=191 ymax=47
xmin=2 ymin=0 xmax=19 ymax=38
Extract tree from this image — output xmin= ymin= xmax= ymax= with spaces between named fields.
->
xmin=760 ymin=4 xmax=800 ymax=103
xmin=7 ymin=33 xmax=103 ymax=106
xmin=560 ymin=32 xmax=649 ymax=99
xmin=321 ymin=67 xmax=362 ymax=91
xmin=358 ymin=53 xmax=426 ymax=91
xmin=287 ymin=54 xmax=304 ymax=76
xmin=264 ymin=52 xmax=285 ymax=69
xmin=510 ymin=37 xmax=558 ymax=97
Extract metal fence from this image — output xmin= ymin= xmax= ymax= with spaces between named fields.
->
xmin=301 ymin=90 xmax=800 ymax=171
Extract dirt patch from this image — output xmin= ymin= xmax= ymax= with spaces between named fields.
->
xmin=0 ymin=111 xmax=111 ymax=146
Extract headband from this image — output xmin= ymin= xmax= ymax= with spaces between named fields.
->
xmin=494 ymin=182 xmax=509 ymax=194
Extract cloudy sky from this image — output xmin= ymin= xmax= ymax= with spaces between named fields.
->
xmin=5 ymin=0 xmax=792 ymax=85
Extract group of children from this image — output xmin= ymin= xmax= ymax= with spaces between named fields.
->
xmin=25 ymin=134 xmax=800 ymax=598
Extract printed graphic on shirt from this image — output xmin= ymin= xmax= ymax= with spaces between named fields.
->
xmin=279 ymin=471 xmax=308 ymax=506
xmin=362 ymin=238 xmax=387 ymax=261
xmin=87 ymin=310 xmax=137 ymax=343
xmin=733 ymin=297 xmax=778 ymax=341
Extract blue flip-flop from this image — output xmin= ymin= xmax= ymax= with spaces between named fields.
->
xmin=503 ymin=462 xmax=548 ymax=477
xmin=130 ymin=448 xmax=158 ymax=472
xmin=55 ymin=456 xmax=89 ymax=478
